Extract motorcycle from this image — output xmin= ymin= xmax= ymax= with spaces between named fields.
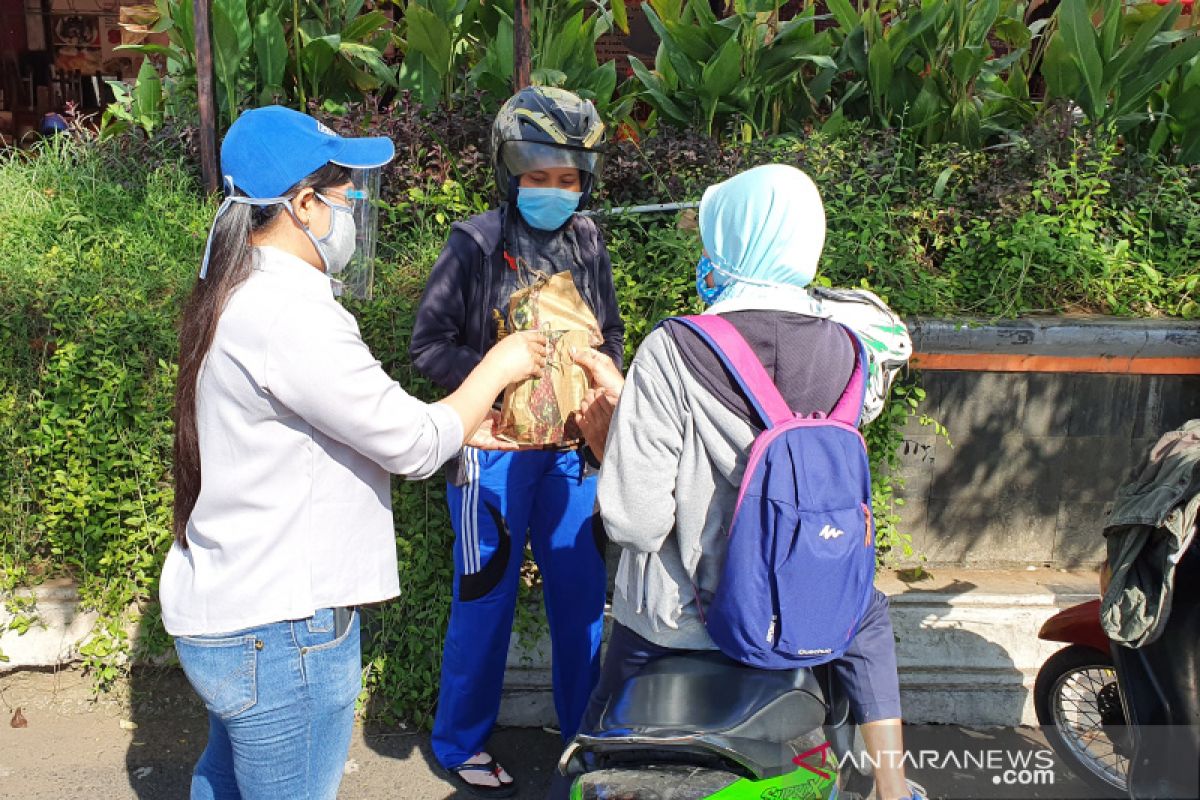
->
xmin=1035 ymin=598 xmax=1131 ymax=797
xmin=557 ymin=651 xmax=874 ymax=800
xmin=1036 ymin=558 xmax=1200 ymax=799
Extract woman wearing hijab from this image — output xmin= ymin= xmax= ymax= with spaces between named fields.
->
xmin=571 ymin=164 xmax=924 ymax=800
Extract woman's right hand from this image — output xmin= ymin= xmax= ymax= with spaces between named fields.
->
xmin=483 ymin=330 xmax=549 ymax=384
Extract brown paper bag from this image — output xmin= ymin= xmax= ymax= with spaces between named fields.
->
xmin=497 ymin=271 xmax=602 ymax=446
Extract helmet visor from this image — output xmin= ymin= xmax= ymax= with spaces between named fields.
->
xmin=501 ymin=140 xmax=602 ymax=179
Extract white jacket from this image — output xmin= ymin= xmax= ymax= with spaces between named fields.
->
xmin=160 ymin=247 xmax=462 ymax=635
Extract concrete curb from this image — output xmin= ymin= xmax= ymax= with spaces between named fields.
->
xmin=1 ymin=569 xmax=1099 ymax=728
xmin=909 ymin=315 xmax=1200 ymax=358
xmin=883 ymin=569 xmax=1098 ymax=726
xmin=493 ymin=569 xmax=1100 ymax=728
xmin=0 ymin=579 xmax=98 ymax=670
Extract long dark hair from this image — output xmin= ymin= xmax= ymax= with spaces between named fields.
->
xmin=173 ymin=163 xmax=351 ymax=546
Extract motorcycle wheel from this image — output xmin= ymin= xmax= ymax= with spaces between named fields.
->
xmin=1034 ymin=644 xmax=1129 ymax=797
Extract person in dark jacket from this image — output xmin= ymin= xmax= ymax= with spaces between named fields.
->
xmin=409 ymin=86 xmax=623 ymax=797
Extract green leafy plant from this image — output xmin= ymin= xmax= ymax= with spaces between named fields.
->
xmin=109 ymin=0 xmax=397 ymax=129
xmin=472 ymin=0 xmax=629 ymax=114
xmin=1042 ymin=0 xmax=1200 ymax=145
xmin=1146 ymin=49 xmax=1200 ymax=162
xmin=0 ymin=131 xmax=209 ymax=687
xmin=400 ymin=0 xmax=628 ymax=114
xmin=824 ymin=0 xmax=1038 ymax=146
xmin=398 ymin=0 xmax=488 ymax=107
xmin=627 ymin=0 xmax=842 ymax=139
xmin=100 ymin=59 xmax=165 ymax=137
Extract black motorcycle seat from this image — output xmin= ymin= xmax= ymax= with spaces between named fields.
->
xmin=596 ymin=651 xmax=827 ymax=743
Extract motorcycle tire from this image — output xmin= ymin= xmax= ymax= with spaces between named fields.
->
xmin=1034 ymin=644 xmax=1129 ymax=798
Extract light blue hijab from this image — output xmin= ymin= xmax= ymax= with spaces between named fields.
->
xmin=699 ymin=164 xmax=826 ymax=314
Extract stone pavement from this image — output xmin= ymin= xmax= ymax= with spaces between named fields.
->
xmin=0 ymin=666 xmax=1091 ymax=800
xmin=0 ymin=666 xmax=561 ymax=799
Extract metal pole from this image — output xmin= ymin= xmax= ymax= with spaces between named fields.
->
xmin=582 ymin=201 xmax=701 ymax=217
xmin=513 ymin=0 xmax=530 ymax=91
xmin=193 ymin=0 xmax=219 ymax=195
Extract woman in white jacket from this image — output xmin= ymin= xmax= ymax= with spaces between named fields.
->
xmin=159 ymin=106 xmax=546 ymax=800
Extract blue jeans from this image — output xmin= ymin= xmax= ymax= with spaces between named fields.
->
xmin=173 ymin=608 xmax=361 ymax=800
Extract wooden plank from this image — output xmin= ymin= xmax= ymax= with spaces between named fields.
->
xmin=513 ymin=0 xmax=530 ymax=91
xmin=193 ymin=0 xmax=217 ymax=195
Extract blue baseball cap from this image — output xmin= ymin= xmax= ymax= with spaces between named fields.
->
xmin=219 ymin=106 xmax=395 ymax=198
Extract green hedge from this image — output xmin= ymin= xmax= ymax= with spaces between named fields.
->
xmin=1 ymin=119 xmax=1197 ymax=720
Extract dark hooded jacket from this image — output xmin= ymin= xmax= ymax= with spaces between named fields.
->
xmin=409 ymin=208 xmax=625 ymax=391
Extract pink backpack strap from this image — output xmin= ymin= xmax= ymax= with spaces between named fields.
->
xmin=673 ymin=315 xmax=793 ymax=428
xmin=829 ymin=327 xmax=868 ymax=427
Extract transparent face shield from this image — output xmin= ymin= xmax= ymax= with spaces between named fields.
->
xmin=199 ymin=170 xmax=384 ymax=297
xmin=338 ymin=167 xmax=382 ymax=301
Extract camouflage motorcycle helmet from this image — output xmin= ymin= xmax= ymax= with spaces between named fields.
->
xmin=491 ymin=86 xmax=606 ymax=209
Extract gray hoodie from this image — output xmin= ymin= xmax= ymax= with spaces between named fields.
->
xmin=597 ymin=311 xmax=851 ymax=649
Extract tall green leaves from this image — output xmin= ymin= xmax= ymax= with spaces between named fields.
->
xmin=398 ymin=0 xmax=479 ymax=107
xmin=99 ymin=0 xmax=1200 ymax=163
xmin=627 ymin=0 xmax=1036 ymax=144
xmin=826 ymin=0 xmax=1036 ymax=146
xmin=1043 ymin=0 xmax=1200 ymax=149
xmin=254 ymin=12 xmax=289 ymax=100
xmin=400 ymin=0 xmax=628 ymax=114
xmin=108 ymin=0 xmax=397 ymax=130
xmin=623 ymin=0 xmax=1199 ymax=160
xmin=630 ymin=0 xmax=841 ymax=139
xmin=211 ymin=0 xmax=253 ymax=120
xmin=529 ymin=0 xmax=621 ymax=109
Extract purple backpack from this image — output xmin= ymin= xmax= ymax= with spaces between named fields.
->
xmin=673 ymin=314 xmax=877 ymax=670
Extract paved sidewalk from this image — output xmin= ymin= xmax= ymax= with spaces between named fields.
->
xmin=0 ymin=666 xmax=1089 ymax=799
xmin=0 ymin=666 xmax=561 ymax=799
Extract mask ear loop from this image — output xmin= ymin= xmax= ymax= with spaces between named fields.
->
xmin=281 ymin=192 xmax=332 ymax=273
xmin=705 ymin=256 xmax=808 ymax=291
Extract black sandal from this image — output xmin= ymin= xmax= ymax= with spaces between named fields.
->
xmin=443 ymin=753 xmax=518 ymax=798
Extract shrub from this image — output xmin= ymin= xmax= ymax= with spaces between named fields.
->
xmin=0 ymin=132 xmax=209 ymax=677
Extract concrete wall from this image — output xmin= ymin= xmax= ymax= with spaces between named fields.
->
xmin=895 ymin=317 xmax=1200 ymax=567
xmin=494 ymin=568 xmax=1099 ymax=728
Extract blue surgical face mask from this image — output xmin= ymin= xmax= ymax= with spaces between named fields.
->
xmin=696 ymin=255 xmax=725 ymax=305
xmin=516 ymin=187 xmax=582 ymax=231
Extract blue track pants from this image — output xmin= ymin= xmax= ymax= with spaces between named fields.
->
xmin=431 ymin=447 xmax=606 ymax=769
